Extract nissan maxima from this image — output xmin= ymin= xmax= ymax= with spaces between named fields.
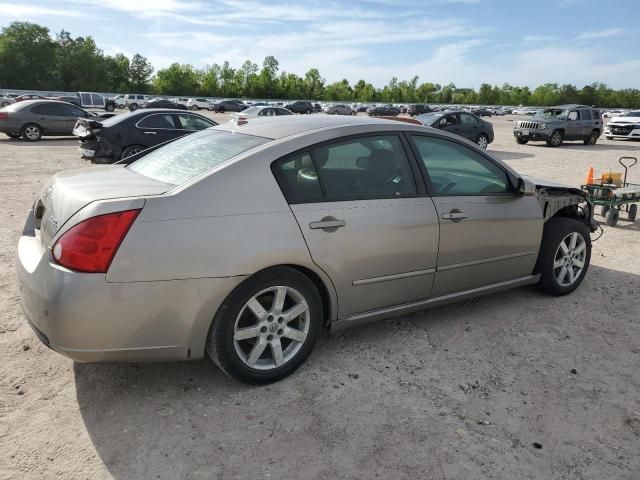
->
xmin=17 ymin=116 xmax=595 ymax=384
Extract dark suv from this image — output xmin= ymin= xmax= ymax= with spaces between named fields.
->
xmin=284 ymin=101 xmax=314 ymax=114
xmin=407 ymin=104 xmax=431 ymax=116
xmin=513 ymin=104 xmax=603 ymax=147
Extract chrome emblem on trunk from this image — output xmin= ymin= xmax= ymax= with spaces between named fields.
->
xmin=48 ymin=215 xmax=58 ymax=229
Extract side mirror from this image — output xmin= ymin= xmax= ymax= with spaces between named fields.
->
xmin=517 ymin=177 xmax=536 ymax=196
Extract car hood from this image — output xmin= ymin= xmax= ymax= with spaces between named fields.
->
xmin=521 ymin=175 xmax=586 ymax=196
xmin=608 ymin=116 xmax=640 ymax=124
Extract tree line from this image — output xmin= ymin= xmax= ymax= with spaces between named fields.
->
xmin=2 ymin=22 xmax=640 ymax=108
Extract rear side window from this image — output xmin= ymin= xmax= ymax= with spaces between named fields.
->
xmin=32 ymin=104 xmax=63 ymax=115
xmin=128 ymin=130 xmax=268 ymax=185
xmin=581 ymin=110 xmax=592 ymax=120
xmin=272 ymin=152 xmax=323 ymax=203
xmin=137 ymin=114 xmax=177 ymax=129
xmin=272 ymin=135 xmax=417 ymax=203
xmin=411 ymin=135 xmax=508 ymax=195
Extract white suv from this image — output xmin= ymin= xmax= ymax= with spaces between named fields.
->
xmin=124 ymin=94 xmax=150 ymax=111
xmin=0 ymin=94 xmax=15 ymax=108
xmin=186 ymin=98 xmax=212 ymax=111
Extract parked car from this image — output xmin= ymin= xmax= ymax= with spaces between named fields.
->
xmin=472 ymin=108 xmax=493 ymax=117
xmin=512 ymin=104 xmax=603 ymax=147
xmin=49 ymin=92 xmax=117 ymax=112
xmin=604 ymin=110 xmax=640 ymax=141
xmin=124 ymin=94 xmax=150 ymax=111
xmin=111 ymin=95 xmax=126 ymax=109
xmin=187 ymin=98 xmax=213 ymax=111
xmin=285 ymin=101 xmax=314 ymax=114
xmin=230 ymin=106 xmax=293 ymax=125
xmin=17 ymin=115 xmax=596 ymax=384
xmin=15 ymin=94 xmax=46 ymax=102
xmin=142 ymin=98 xmax=188 ymax=110
xmin=0 ymin=100 xmax=108 ymax=141
xmin=0 ymin=94 xmax=15 ymax=107
xmin=212 ymin=99 xmax=247 ymax=113
xmin=173 ymin=98 xmax=190 ymax=106
xmin=416 ymin=111 xmax=494 ymax=149
xmin=324 ymin=104 xmax=356 ymax=115
xmin=407 ymin=104 xmax=431 ymax=116
xmin=73 ymin=109 xmax=217 ymax=161
xmin=367 ymin=105 xmax=400 ymax=116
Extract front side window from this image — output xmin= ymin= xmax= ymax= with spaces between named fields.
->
xmin=32 ymin=104 xmax=63 ymax=116
xmin=128 ymin=130 xmax=268 ymax=185
xmin=411 ymin=135 xmax=509 ymax=195
xmin=175 ymin=114 xmax=215 ymax=131
xmin=581 ymin=110 xmax=592 ymax=120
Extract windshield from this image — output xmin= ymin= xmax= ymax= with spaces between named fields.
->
xmin=533 ymin=108 xmax=568 ymax=120
xmin=624 ymin=111 xmax=640 ymax=117
xmin=128 ymin=129 xmax=269 ymax=185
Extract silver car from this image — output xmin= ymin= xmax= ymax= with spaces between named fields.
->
xmin=324 ymin=104 xmax=356 ymax=115
xmin=17 ymin=116 xmax=595 ymax=383
xmin=229 ymin=106 xmax=293 ymax=125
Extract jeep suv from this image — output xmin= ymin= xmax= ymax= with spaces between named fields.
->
xmin=513 ymin=104 xmax=602 ymax=147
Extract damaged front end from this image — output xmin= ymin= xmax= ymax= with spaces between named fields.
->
xmin=534 ymin=181 xmax=597 ymax=233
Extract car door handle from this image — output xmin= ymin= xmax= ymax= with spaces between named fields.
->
xmin=309 ymin=216 xmax=346 ymax=231
xmin=143 ymin=131 xmax=157 ymax=135
xmin=441 ymin=211 xmax=468 ymax=222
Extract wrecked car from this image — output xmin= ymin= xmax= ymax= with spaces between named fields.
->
xmin=18 ymin=116 xmax=595 ymax=384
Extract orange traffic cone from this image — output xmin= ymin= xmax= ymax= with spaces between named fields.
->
xmin=584 ymin=166 xmax=594 ymax=185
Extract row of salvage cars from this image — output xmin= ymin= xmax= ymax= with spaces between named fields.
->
xmin=18 ymin=109 xmax=598 ymax=384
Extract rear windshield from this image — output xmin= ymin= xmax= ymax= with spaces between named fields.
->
xmin=127 ymin=129 xmax=269 ymax=185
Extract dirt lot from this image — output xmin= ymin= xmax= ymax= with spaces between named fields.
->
xmin=1 ymin=115 xmax=639 ymax=480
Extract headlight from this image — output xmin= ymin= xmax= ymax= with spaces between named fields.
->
xmin=539 ymin=123 xmax=546 ymax=129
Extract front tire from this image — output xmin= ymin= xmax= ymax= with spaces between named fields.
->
xmin=105 ymin=104 xmax=115 ymax=112
xmin=546 ymin=130 xmax=563 ymax=147
xmin=206 ymin=267 xmax=323 ymax=384
xmin=129 ymin=103 xmax=139 ymax=111
xmin=536 ymin=218 xmax=591 ymax=296
xmin=605 ymin=209 xmax=619 ymax=227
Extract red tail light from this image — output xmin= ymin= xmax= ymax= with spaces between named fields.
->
xmin=0 ymin=112 xmax=8 ymax=120
xmin=52 ymin=209 xmax=141 ymax=273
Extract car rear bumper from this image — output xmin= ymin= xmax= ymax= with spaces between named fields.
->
xmin=17 ymin=232 xmax=244 ymax=362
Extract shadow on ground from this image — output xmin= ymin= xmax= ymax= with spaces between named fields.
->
xmin=75 ymin=265 xmax=640 ymax=480
xmin=0 ymin=136 xmax=77 ymax=146
xmin=490 ymin=149 xmax=535 ymax=160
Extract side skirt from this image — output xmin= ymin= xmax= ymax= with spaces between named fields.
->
xmin=331 ymin=274 xmax=540 ymax=331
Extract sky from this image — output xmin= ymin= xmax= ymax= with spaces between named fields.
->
xmin=2 ymin=0 xmax=640 ymax=89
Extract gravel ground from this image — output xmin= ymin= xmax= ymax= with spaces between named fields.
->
xmin=1 ymin=114 xmax=639 ymax=480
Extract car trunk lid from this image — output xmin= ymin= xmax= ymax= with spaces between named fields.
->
xmin=72 ymin=117 xmax=103 ymax=139
xmin=34 ymin=165 xmax=173 ymax=247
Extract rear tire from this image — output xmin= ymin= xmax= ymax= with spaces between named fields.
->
xmin=629 ymin=204 xmax=637 ymax=222
xmin=105 ymin=104 xmax=115 ymax=112
xmin=546 ymin=130 xmax=563 ymax=147
xmin=516 ymin=137 xmax=528 ymax=145
xmin=476 ymin=134 xmax=489 ymax=149
xmin=120 ymin=144 xmax=146 ymax=159
xmin=129 ymin=103 xmax=139 ymax=111
xmin=21 ymin=123 xmax=42 ymax=142
xmin=306 ymin=109 xmax=312 ymax=114
xmin=536 ymin=217 xmax=591 ymax=296
xmin=600 ymin=205 xmax=610 ymax=217
xmin=605 ymin=209 xmax=619 ymax=227
xmin=584 ymin=130 xmax=599 ymax=145
xmin=206 ymin=267 xmax=323 ymax=384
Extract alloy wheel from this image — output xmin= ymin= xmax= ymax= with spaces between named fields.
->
xmin=24 ymin=126 xmax=40 ymax=140
xmin=477 ymin=135 xmax=488 ymax=149
xmin=233 ymin=286 xmax=310 ymax=371
xmin=553 ymin=232 xmax=587 ymax=287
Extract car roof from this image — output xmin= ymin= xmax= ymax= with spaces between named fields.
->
xmin=213 ymin=114 xmax=426 ymax=140
xmin=551 ymin=104 xmax=594 ymax=109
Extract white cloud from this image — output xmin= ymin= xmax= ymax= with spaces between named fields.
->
xmin=0 ymin=3 xmax=86 ymax=18
xmin=577 ymin=28 xmax=625 ymax=40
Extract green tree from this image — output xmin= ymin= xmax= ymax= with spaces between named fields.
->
xmin=154 ymin=63 xmax=200 ymax=95
xmin=0 ymin=22 xmax=56 ymax=89
xmin=129 ymin=53 xmax=153 ymax=93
